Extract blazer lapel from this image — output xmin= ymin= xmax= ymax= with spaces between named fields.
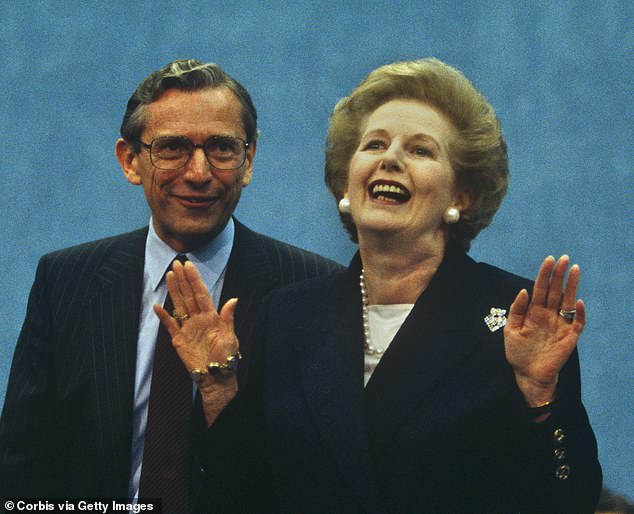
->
xmin=297 ymin=262 xmax=383 ymax=508
xmin=364 ymin=247 xmax=497 ymax=451
xmin=88 ymin=229 xmax=146 ymax=493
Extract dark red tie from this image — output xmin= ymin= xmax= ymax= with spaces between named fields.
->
xmin=139 ymin=255 xmax=191 ymax=512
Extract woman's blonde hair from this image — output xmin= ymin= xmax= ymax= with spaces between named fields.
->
xmin=325 ymin=58 xmax=508 ymax=250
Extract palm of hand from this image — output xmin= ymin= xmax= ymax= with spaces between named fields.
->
xmin=172 ymin=310 xmax=225 ymax=370
xmin=503 ymin=255 xmax=586 ymax=401
xmin=505 ymin=301 xmax=582 ymax=386
xmin=154 ymin=260 xmax=239 ymax=374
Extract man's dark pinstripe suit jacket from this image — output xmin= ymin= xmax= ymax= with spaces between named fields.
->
xmin=0 ymin=219 xmax=341 ymax=499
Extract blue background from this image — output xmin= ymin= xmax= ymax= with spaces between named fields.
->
xmin=1 ymin=0 xmax=632 ymax=501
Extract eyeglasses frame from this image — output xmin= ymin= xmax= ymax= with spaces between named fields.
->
xmin=132 ymin=135 xmax=250 ymax=171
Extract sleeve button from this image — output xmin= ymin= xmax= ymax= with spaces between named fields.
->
xmin=554 ymin=448 xmax=566 ymax=460
xmin=555 ymin=464 xmax=570 ymax=480
xmin=553 ymin=428 xmax=565 ymax=443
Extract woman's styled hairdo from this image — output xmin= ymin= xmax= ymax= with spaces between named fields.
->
xmin=325 ymin=58 xmax=508 ymax=250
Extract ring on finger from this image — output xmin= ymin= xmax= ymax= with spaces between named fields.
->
xmin=172 ymin=311 xmax=190 ymax=324
xmin=558 ymin=309 xmax=576 ymax=321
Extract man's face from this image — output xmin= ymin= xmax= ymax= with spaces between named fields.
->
xmin=117 ymin=87 xmax=255 ymax=252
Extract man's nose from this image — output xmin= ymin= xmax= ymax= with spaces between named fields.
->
xmin=183 ymin=147 xmax=213 ymax=181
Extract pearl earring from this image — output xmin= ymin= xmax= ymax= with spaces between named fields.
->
xmin=338 ymin=197 xmax=350 ymax=214
xmin=443 ymin=206 xmax=460 ymax=224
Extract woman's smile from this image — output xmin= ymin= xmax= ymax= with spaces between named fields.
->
xmin=368 ymin=179 xmax=411 ymax=204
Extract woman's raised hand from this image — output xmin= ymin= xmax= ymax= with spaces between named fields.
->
xmin=504 ymin=255 xmax=586 ymax=407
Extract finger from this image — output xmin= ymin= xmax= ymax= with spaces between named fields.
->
xmin=506 ymin=289 xmax=529 ymax=330
xmin=172 ymin=260 xmax=198 ymax=315
xmin=153 ymin=303 xmax=181 ymax=339
xmin=559 ymin=263 xmax=580 ymax=310
xmin=532 ymin=256 xmax=555 ymax=306
xmin=165 ymin=270 xmax=189 ymax=317
xmin=573 ymin=298 xmax=586 ymax=332
xmin=182 ymin=261 xmax=216 ymax=313
xmin=546 ymin=255 xmax=569 ymax=309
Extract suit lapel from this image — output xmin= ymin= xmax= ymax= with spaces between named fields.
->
xmin=219 ymin=221 xmax=280 ymax=385
xmin=364 ymin=247 xmax=495 ymax=451
xmin=87 ymin=229 xmax=146 ymax=493
xmin=220 ymin=221 xmax=279 ymax=315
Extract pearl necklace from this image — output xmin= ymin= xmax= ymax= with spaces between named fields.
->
xmin=360 ymin=269 xmax=385 ymax=357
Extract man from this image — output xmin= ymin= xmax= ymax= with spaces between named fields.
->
xmin=0 ymin=59 xmax=340 ymax=510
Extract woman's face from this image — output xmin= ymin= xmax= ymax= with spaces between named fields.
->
xmin=347 ymin=99 xmax=465 ymax=247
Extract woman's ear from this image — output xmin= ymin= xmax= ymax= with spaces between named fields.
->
xmin=454 ymin=191 xmax=472 ymax=213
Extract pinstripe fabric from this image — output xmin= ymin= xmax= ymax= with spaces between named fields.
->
xmin=0 ymin=228 xmax=146 ymax=498
xmin=0 ymin=220 xmax=341 ymax=501
xmin=221 ymin=221 xmax=342 ymax=361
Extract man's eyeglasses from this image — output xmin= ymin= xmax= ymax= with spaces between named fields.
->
xmin=134 ymin=135 xmax=249 ymax=171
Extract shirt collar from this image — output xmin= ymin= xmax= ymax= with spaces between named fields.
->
xmin=145 ymin=217 xmax=235 ymax=292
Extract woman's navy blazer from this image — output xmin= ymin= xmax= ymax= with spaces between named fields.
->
xmin=256 ymin=245 xmax=602 ymax=513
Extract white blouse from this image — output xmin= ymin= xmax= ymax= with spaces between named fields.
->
xmin=364 ymin=304 xmax=414 ymax=386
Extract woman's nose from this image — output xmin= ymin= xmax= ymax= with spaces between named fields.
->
xmin=380 ymin=143 xmax=404 ymax=172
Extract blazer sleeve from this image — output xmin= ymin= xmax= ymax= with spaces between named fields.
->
xmin=471 ymin=260 xmax=601 ymax=513
xmin=0 ymin=256 xmax=59 ymax=498
xmin=505 ymin=349 xmax=602 ymax=514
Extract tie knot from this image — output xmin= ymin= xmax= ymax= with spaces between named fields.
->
xmin=161 ymin=254 xmax=188 ymax=283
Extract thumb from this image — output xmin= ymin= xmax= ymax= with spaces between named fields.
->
xmin=219 ymin=297 xmax=238 ymax=325
xmin=506 ymin=289 xmax=529 ymax=330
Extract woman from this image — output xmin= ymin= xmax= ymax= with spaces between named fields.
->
xmin=158 ymin=59 xmax=602 ymax=513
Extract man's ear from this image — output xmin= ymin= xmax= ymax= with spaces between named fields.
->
xmin=241 ymin=138 xmax=257 ymax=187
xmin=115 ymin=138 xmax=142 ymax=185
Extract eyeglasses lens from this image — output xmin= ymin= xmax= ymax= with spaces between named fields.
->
xmin=204 ymin=137 xmax=245 ymax=169
xmin=150 ymin=136 xmax=245 ymax=170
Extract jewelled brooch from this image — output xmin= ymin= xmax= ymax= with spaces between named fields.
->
xmin=484 ymin=307 xmax=507 ymax=332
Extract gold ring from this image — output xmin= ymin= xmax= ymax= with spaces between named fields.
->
xmin=172 ymin=312 xmax=190 ymax=324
